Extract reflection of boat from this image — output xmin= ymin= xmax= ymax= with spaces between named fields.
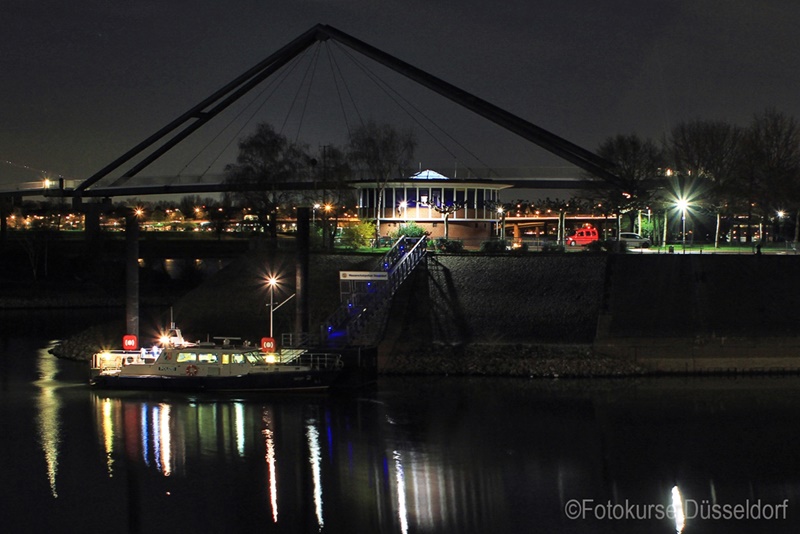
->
xmin=89 ymin=327 xmax=343 ymax=392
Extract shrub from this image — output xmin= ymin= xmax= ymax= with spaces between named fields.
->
xmin=585 ymin=239 xmax=627 ymax=253
xmin=340 ymin=220 xmax=376 ymax=250
xmin=540 ymin=242 xmax=564 ymax=253
xmin=433 ymin=238 xmax=464 ymax=253
xmin=391 ymin=221 xmax=427 ymax=238
xmin=480 ymin=239 xmax=508 ymax=252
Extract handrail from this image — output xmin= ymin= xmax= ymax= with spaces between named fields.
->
xmin=321 ymin=236 xmax=428 ymax=346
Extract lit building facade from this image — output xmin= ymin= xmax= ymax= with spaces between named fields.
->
xmin=351 ymin=170 xmax=512 ymax=244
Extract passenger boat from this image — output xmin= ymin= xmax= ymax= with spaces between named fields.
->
xmin=89 ymin=326 xmax=343 ymax=392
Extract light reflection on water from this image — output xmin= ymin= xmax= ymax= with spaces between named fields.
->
xmin=35 ymin=342 xmax=62 ymax=498
xmin=9 ymin=340 xmax=800 ymax=533
xmin=672 ymin=485 xmax=685 ymax=533
xmin=306 ymin=417 xmax=324 ymax=531
xmin=263 ymin=407 xmax=278 ymax=523
xmin=85 ymin=389 xmax=517 ymax=532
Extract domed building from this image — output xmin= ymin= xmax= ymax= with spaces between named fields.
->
xmin=351 ymin=169 xmax=512 ymax=247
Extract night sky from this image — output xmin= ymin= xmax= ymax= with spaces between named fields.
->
xmin=3 ymin=0 xmax=800 ymax=189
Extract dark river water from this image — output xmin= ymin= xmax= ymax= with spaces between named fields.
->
xmin=2 ymin=310 xmax=800 ymax=533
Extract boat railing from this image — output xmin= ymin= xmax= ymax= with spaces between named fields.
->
xmin=281 ymin=332 xmax=319 ymax=348
xmin=294 ymin=352 xmax=343 ymax=370
xmin=276 ymin=347 xmax=306 ymax=363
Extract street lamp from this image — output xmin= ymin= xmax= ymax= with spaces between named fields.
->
xmin=676 ymin=198 xmax=688 ymax=252
xmin=312 ymin=203 xmax=320 ymax=227
xmin=267 ymin=276 xmax=278 ymax=338
xmin=497 ymin=206 xmax=506 ymax=241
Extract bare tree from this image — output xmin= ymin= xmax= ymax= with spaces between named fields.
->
xmin=429 ymin=192 xmax=465 ymax=241
xmin=590 ymin=134 xmax=666 ymax=238
xmin=307 ymin=145 xmax=353 ymax=250
xmin=668 ymin=119 xmax=744 ymax=247
xmin=224 ymin=123 xmax=311 ymax=243
xmin=740 ymin=108 xmax=800 ymax=243
xmin=347 ymin=120 xmax=416 ymax=242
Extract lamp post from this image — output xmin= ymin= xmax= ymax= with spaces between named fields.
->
xmin=676 ymin=198 xmax=688 ymax=253
xmin=267 ymin=276 xmax=278 ymax=337
xmin=312 ymin=203 xmax=320 ymax=227
xmin=497 ymin=207 xmax=506 ymax=241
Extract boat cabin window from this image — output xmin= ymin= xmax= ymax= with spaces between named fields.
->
xmin=198 ymin=353 xmax=218 ymax=363
xmin=225 ymin=351 xmax=262 ymax=364
xmin=244 ymin=351 xmax=262 ymax=364
xmin=176 ymin=352 xmax=197 ymax=363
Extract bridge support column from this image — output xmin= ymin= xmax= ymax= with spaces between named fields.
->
xmin=295 ymin=207 xmax=310 ymax=340
xmin=0 ymin=199 xmax=8 ymax=246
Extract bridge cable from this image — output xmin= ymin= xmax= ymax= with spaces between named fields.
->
xmin=278 ymin=43 xmax=321 ymax=140
xmin=175 ymin=47 xmax=313 ymax=180
xmin=328 ymin=41 xmax=498 ymax=179
xmin=292 ymin=44 xmax=323 ymax=144
xmin=324 ymin=42 xmax=363 ymax=140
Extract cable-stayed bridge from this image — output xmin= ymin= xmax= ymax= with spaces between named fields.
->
xmin=0 ymin=24 xmax=618 ymax=204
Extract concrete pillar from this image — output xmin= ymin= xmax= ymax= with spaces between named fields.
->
xmin=0 ymin=199 xmax=7 ymax=245
xmin=295 ymin=207 xmax=310 ymax=340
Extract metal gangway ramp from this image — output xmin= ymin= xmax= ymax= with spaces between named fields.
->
xmin=321 ymin=236 xmax=428 ymax=347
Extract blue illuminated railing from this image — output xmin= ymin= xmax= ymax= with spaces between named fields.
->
xmin=321 ymin=236 xmax=427 ymax=346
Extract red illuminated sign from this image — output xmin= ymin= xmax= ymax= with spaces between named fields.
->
xmin=260 ymin=337 xmax=276 ymax=352
xmin=122 ymin=334 xmax=139 ymax=350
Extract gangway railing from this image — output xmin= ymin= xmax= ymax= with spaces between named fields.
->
xmin=321 ymin=236 xmax=428 ymax=346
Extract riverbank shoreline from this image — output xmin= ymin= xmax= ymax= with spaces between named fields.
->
xmin=9 ymin=250 xmax=800 ymax=378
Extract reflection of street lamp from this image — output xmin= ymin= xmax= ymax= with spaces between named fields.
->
xmin=267 ymin=276 xmax=278 ymax=337
xmin=399 ymin=200 xmax=407 ymax=221
xmin=676 ymin=198 xmax=688 ymax=252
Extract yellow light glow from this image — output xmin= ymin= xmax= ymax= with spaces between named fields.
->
xmin=265 ymin=353 xmax=277 ymax=364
